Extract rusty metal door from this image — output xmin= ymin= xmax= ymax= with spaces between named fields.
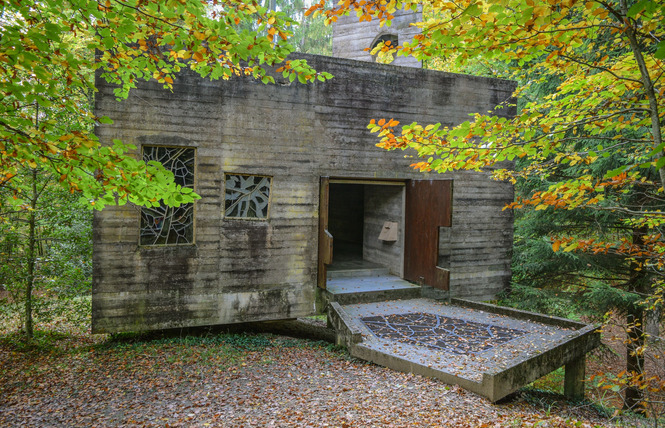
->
xmin=404 ymin=179 xmax=453 ymax=290
xmin=317 ymin=177 xmax=333 ymax=289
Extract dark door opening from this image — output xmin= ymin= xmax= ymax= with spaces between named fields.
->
xmin=328 ymin=183 xmax=365 ymax=267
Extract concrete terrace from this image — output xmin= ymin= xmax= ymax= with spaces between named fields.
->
xmin=327 ymin=294 xmax=599 ymax=402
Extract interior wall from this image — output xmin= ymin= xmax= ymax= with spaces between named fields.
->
xmin=328 ymin=184 xmax=364 ymax=254
xmin=363 ymin=185 xmax=404 ymax=276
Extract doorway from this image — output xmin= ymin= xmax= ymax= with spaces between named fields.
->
xmin=318 ymin=177 xmax=453 ymax=291
xmin=318 ymin=178 xmax=406 ymax=288
xmin=327 ymin=182 xmax=367 ymax=269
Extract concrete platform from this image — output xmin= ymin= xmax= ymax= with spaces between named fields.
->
xmin=328 ymin=298 xmax=600 ymax=402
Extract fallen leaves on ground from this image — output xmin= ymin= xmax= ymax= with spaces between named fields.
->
xmin=0 ymin=327 xmax=619 ymax=428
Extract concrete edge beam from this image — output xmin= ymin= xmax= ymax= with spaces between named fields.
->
xmin=451 ymin=298 xmax=589 ymax=329
xmin=328 ymin=302 xmax=363 ymax=347
xmin=351 ymin=343 xmax=483 ymax=393
xmin=482 ymin=324 xmax=601 ymax=402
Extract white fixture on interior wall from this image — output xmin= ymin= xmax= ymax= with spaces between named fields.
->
xmin=378 ymin=221 xmax=398 ymax=242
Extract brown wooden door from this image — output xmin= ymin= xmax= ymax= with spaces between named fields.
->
xmin=317 ymin=177 xmax=333 ymax=289
xmin=404 ymin=179 xmax=453 ymax=290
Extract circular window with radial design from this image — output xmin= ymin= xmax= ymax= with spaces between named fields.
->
xmin=370 ymin=33 xmax=398 ymax=62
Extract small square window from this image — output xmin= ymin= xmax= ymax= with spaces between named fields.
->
xmin=140 ymin=146 xmax=195 ymax=245
xmin=224 ymin=174 xmax=272 ymax=219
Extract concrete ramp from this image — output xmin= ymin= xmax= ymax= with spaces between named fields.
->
xmin=328 ymin=298 xmax=599 ymax=402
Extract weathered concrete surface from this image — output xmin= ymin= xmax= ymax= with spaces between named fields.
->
xmin=329 ymin=298 xmax=600 ymax=402
xmin=93 ymin=53 xmax=515 ymax=333
xmin=564 ymin=357 xmax=586 ymax=401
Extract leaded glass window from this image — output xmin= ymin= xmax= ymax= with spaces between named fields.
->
xmin=140 ymin=146 xmax=195 ymax=245
xmin=224 ymin=174 xmax=271 ymax=219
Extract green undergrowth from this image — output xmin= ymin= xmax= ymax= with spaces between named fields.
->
xmin=516 ymin=388 xmax=619 ymax=427
xmin=101 ymin=330 xmax=344 ymax=354
xmin=527 ymin=367 xmax=565 ymax=395
xmin=0 ymin=296 xmax=347 ymax=372
xmin=104 ymin=331 xmax=274 ymax=351
xmin=1 ymin=325 xmax=351 ymax=386
xmin=89 ymin=332 xmax=351 ymax=373
xmin=0 ymin=329 xmax=76 ymax=354
xmin=304 ymin=314 xmax=328 ymax=322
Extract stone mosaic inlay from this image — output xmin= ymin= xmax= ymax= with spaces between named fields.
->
xmin=361 ymin=312 xmax=527 ymax=355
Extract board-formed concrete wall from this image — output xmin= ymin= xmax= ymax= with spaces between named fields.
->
xmin=93 ymin=53 xmax=515 ymax=333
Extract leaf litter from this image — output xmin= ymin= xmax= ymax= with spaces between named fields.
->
xmin=0 ymin=322 xmax=624 ymax=427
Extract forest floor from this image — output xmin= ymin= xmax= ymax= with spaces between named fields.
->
xmin=0 ymin=307 xmax=655 ymax=427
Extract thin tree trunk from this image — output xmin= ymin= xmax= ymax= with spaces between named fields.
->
xmin=624 ymin=226 xmax=648 ymax=415
xmin=625 ymin=307 xmax=645 ymax=414
xmin=619 ymin=0 xmax=665 ymax=191
xmin=24 ymin=103 xmax=39 ymax=338
xmin=24 ymin=168 xmax=37 ymax=338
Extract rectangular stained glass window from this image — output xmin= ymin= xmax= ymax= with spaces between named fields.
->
xmin=140 ymin=146 xmax=195 ymax=245
xmin=224 ymin=174 xmax=271 ymax=219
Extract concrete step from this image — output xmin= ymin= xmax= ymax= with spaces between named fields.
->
xmin=325 ymin=275 xmax=421 ymax=305
xmin=327 ymin=267 xmax=390 ymax=279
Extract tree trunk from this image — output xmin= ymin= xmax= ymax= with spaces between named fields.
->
xmin=24 ymin=168 xmax=38 ymax=338
xmin=625 ymin=307 xmax=645 ymax=414
xmin=619 ymin=0 xmax=665 ymax=192
xmin=624 ymin=226 xmax=648 ymax=415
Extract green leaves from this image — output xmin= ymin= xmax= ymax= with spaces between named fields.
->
xmin=358 ymin=0 xmax=664 ymax=191
xmin=345 ymin=0 xmax=665 ymax=304
xmin=0 ymin=0 xmax=334 ymax=214
xmin=628 ymin=0 xmax=659 ymax=18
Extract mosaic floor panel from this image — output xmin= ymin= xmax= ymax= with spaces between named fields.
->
xmin=361 ymin=312 xmax=528 ymax=355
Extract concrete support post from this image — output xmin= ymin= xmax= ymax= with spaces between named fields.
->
xmin=564 ymin=356 xmax=586 ymax=400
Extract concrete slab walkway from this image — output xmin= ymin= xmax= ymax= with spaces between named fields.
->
xmin=328 ymin=297 xmax=599 ymax=402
